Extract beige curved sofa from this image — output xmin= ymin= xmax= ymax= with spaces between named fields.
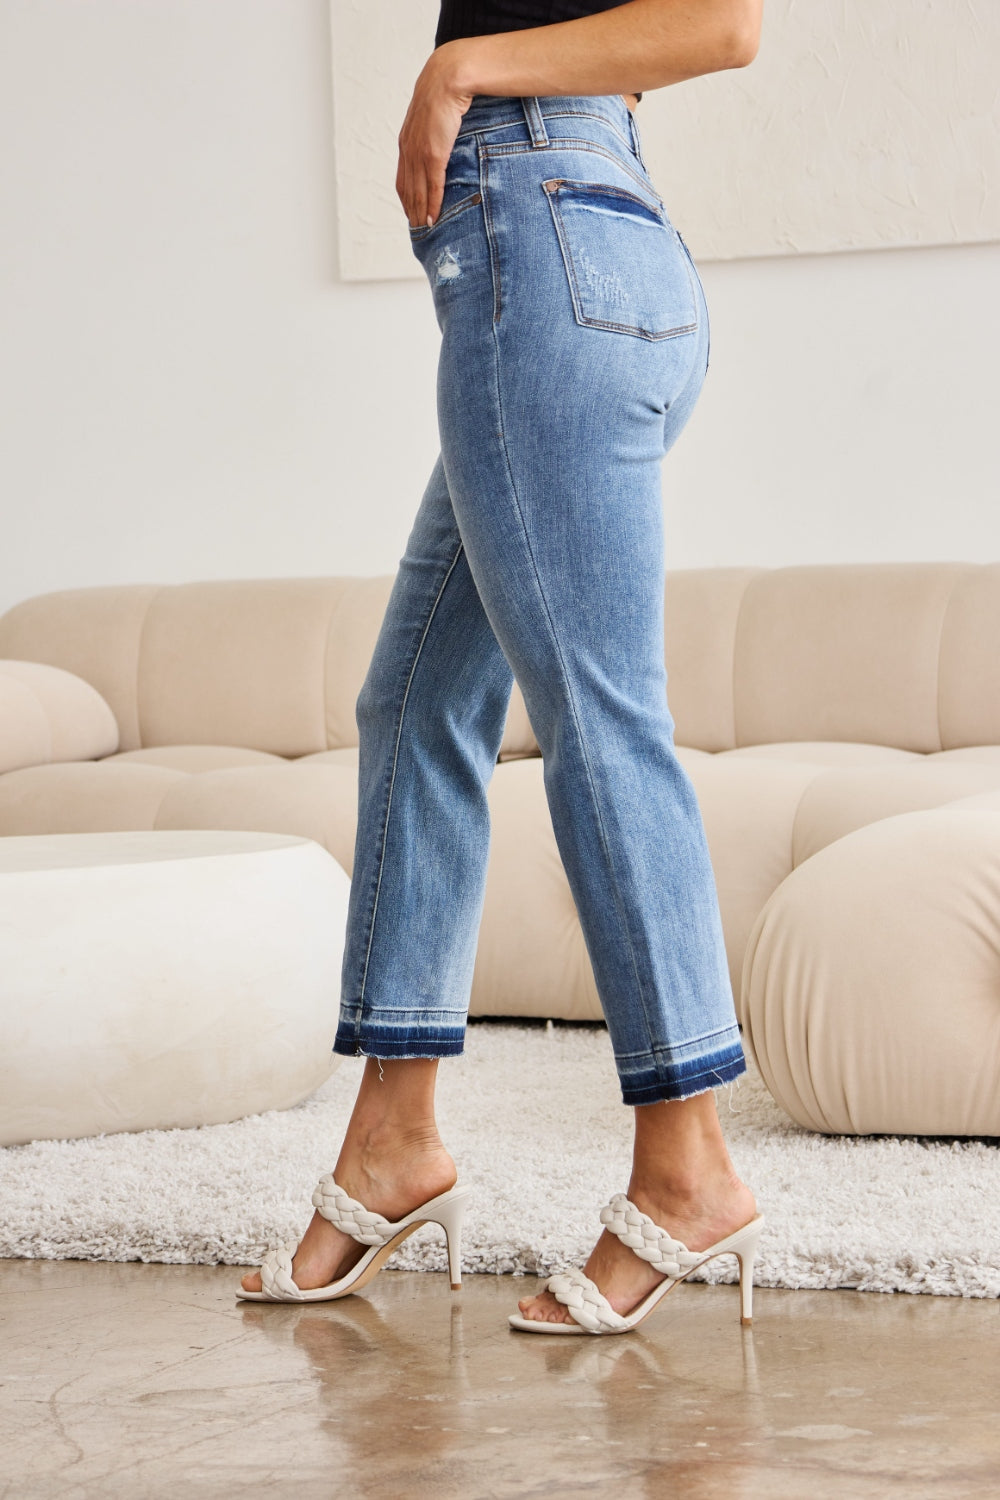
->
xmin=2 ymin=562 xmax=1000 ymax=1136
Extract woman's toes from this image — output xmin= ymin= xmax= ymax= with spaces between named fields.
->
xmin=517 ymin=1290 xmax=571 ymax=1323
xmin=241 ymin=1270 xmax=262 ymax=1292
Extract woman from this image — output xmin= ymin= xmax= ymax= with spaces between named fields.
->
xmin=239 ymin=0 xmax=764 ymax=1335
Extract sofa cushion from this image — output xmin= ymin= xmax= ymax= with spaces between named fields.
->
xmin=0 ymin=579 xmax=541 ymax=763
xmin=136 ymin=579 xmax=382 ymax=757
xmin=927 ymin=746 xmax=1000 ymax=765
xmin=0 ymin=761 xmax=184 ymax=834
xmin=943 ymin=788 xmax=1000 ymax=812
xmin=108 ymin=745 xmax=287 ymax=771
xmin=791 ymin=761 xmax=1000 ymax=866
xmin=473 ymin=758 xmax=600 ymax=1021
xmin=154 ymin=762 xmax=359 ymax=877
xmin=0 ymin=660 xmax=119 ymax=774
xmin=742 ymin=805 xmax=1000 ymax=1135
xmin=938 ymin=562 xmax=1000 ymax=747
xmin=682 ymin=754 xmax=829 ymax=1014
xmin=7 ymin=563 xmax=1000 ymax=759
xmin=0 ymin=586 xmax=158 ymax=750
xmin=298 ymin=747 xmax=360 ymax=766
xmin=663 ymin=566 xmax=763 ymax=752
xmin=719 ymin=741 xmax=921 ymax=766
xmin=730 ymin=563 xmax=969 ymax=753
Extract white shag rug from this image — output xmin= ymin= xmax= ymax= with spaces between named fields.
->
xmin=2 ymin=1022 xmax=998 ymax=1297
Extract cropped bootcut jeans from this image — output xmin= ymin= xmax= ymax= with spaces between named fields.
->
xmin=333 ymin=92 xmax=746 ymax=1105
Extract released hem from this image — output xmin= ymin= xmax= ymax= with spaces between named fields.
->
xmin=619 ymin=1045 xmax=747 ymax=1107
xmin=332 ymin=1026 xmax=466 ymax=1061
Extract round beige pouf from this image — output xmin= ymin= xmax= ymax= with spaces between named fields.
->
xmin=0 ymin=830 xmax=349 ymax=1145
xmin=741 ymin=806 xmax=1000 ymax=1137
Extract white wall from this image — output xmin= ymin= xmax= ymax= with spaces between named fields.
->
xmin=1 ymin=0 xmax=998 ymax=621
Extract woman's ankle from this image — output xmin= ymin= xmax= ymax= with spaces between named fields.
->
xmin=327 ymin=1057 xmax=458 ymax=1212
xmin=628 ymin=1164 xmax=750 ymax=1212
xmin=341 ymin=1116 xmax=449 ymax=1168
xmin=347 ymin=1057 xmax=441 ymax=1137
xmin=626 ymin=1101 xmax=755 ymax=1237
xmin=630 ymin=1091 xmax=747 ymax=1199
xmin=334 ymin=1110 xmax=456 ymax=1203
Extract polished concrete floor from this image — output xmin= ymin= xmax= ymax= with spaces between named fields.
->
xmin=1 ymin=1259 xmax=997 ymax=1499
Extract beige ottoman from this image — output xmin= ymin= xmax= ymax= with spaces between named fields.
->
xmin=0 ymin=830 xmax=349 ymax=1145
xmin=741 ymin=797 xmax=1000 ymax=1136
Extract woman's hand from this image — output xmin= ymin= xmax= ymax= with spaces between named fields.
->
xmin=395 ymin=0 xmax=763 ymax=230
xmin=396 ymin=44 xmax=476 ymax=230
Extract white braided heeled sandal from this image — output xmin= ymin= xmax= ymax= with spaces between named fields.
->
xmin=236 ymin=1175 xmax=470 ymax=1303
xmin=508 ymin=1193 xmax=765 ymax=1336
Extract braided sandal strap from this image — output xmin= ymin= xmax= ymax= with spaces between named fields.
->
xmin=259 ymin=1241 xmax=308 ymax=1302
xmin=599 ymin=1192 xmax=703 ymax=1278
xmin=310 ymin=1173 xmax=395 ymax=1247
xmin=544 ymin=1267 xmax=631 ymax=1334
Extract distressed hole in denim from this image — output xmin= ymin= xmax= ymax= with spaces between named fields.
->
xmin=435 ymin=247 xmax=462 ymax=282
xmin=572 ymin=202 xmax=663 ymax=224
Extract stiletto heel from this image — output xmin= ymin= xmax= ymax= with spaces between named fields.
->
xmin=733 ymin=1218 xmax=763 ymax=1326
xmin=509 ymin=1194 xmax=765 ymax=1336
xmin=432 ymin=1194 xmax=468 ymax=1290
xmin=236 ymin=1179 xmax=471 ymax=1304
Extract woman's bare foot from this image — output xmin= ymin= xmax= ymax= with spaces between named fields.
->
xmin=241 ymin=1057 xmax=455 ymax=1295
xmin=517 ymin=1087 xmax=757 ymax=1325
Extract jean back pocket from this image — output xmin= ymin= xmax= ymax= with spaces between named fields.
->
xmin=543 ymin=178 xmax=697 ymax=341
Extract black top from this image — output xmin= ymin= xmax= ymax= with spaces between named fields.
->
xmin=436 ymin=0 xmax=633 ymax=48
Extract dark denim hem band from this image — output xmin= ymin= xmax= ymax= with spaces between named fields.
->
xmin=332 ymin=1024 xmax=466 ymax=1061
xmin=619 ymin=1044 xmax=747 ymax=1106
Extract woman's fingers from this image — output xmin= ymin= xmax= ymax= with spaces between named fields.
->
xmin=409 ymin=162 xmax=429 ymax=231
xmin=398 ymin=116 xmax=449 ymax=228
xmin=396 ymin=57 xmax=472 ymax=228
xmin=396 ymin=133 xmax=419 ymax=227
xmin=415 ymin=150 xmax=449 ymax=229
xmin=402 ymin=133 xmax=459 ymax=227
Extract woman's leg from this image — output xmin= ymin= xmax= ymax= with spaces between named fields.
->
xmin=410 ymin=96 xmax=754 ymax=1318
xmin=246 ymin=94 xmax=754 ymax=1304
xmin=244 ymin=457 xmax=513 ymax=1293
xmin=424 ymin=106 xmax=745 ymax=1107
xmin=518 ymin=1093 xmax=756 ymax=1323
xmin=241 ymin=1058 xmax=455 ymax=1292
xmin=335 ymin=453 xmax=516 ymax=1057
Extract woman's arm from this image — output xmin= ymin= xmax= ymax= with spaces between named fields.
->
xmin=398 ymin=0 xmax=763 ymax=228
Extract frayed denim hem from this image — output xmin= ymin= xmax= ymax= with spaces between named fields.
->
xmin=332 ymin=1026 xmax=465 ymax=1061
xmin=619 ymin=1045 xmax=747 ymax=1106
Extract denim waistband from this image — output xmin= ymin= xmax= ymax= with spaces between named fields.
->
xmin=456 ymin=92 xmax=635 ymax=142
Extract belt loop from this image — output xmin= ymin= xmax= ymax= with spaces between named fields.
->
xmin=521 ymin=95 xmax=549 ymax=147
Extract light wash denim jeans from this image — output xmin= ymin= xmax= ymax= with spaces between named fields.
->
xmin=333 ymin=92 xmax=745 ymax=1105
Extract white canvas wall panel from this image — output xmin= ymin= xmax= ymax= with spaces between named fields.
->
xmin=331 ymin=0 xmax=1000 ymax=281
xmin=645 ymin=0 xmax=1000 ymax=260
xmin=330 ymin=0 xmax=440 ymax=280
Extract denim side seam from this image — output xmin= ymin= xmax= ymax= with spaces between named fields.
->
xmin=483 ymin=300 xmax=660 ymax=1063
xmin=479 ymin=146 xmax=503 ymax=324
xmin=626 ymin=107 xmax=650 ymax=174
